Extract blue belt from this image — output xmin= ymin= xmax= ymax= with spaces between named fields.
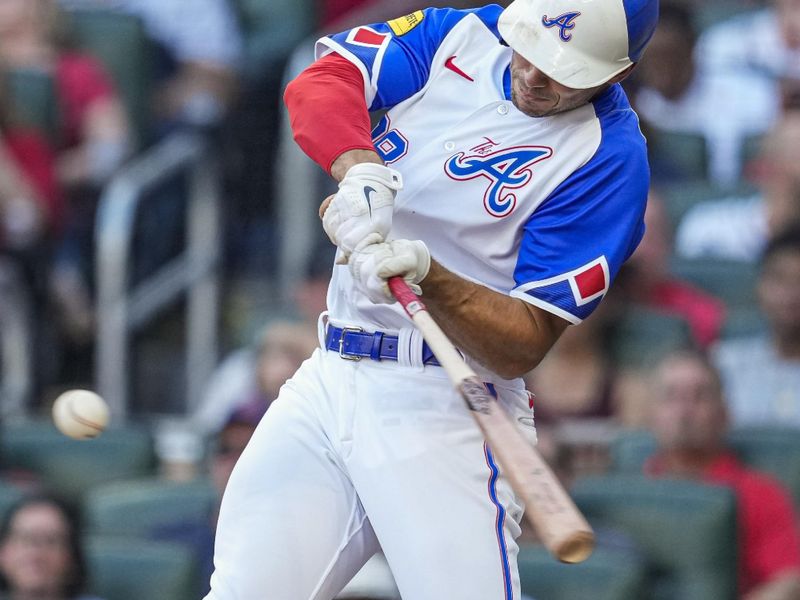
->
xmin=325 ymin=325 xmax=440 ymax=366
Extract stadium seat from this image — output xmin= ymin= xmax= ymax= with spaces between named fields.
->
xmin=85 ymin=477 xmax=217 ymax=536
xmin=0 ymin=479 xmax=24 ymax=521
xmin=609 ymin=308 xmax=693 ymax=369
xmin=720 ymin=307 xmax=765 ymax=340
xmin=648 ymin=129 xmax=708 ymax=181
xmin=86 ymin=536 xmax=198 ymax=600
xmin=658 ymin=180 xmax=759 ymax=230
xmin=694 ymin=3 xmax=762 ymax=32
xmin=611 ymin=427 xmax=800 ymax=507
xmin=728 ymin=426 xmax=800 ymax=507
xmin=66 ymin=9 xmax=155 ymax=146
xmin=572 ymin=475 xmax=738 ymax=600
xmin=0 ymin=420 xmax=156 ymax=501
xmin=669 ymin=257 xmax=758 ymax=309
xmin=232 ymin=0 xmax=316 ymax=78
xmin=608 ymin=430 xmax=657 ymax=474
xmin=5 ymin=69 xmax=60 ymax=142
xmin=518 ymin=543 xmax=647 ymax=600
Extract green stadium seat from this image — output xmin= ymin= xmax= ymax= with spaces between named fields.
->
xmin=669 ymin=258 xmax=758 ymax=309
xmin=694 ymin=4 xmax=762 ymax=32
xmin=609 ymin=430 xmax=657 ymax=473
xmin=572 ymin=475 xmax=738 ymax=600
xmin=720 ymin=307 xmax=766 ymax=340
xmin=86 ymin=536 xmax=198 ymax=600
xmin=728 ymin=426 xmax=800 ymax=508
xmin=232 ymin=0 xmax=316 ymax=78
xmin=0 ymin=420 xmax=156 ymax=502
xmin=5 ymin=69 xmax=60 ymax=142
xmin=610 ymin=308 xmax=693 ymax=369
xmin=66 ymin=9 xmax=155 ymax=146
xmin=0 ymin=479 xmax=24 ymax=522
xmin=85 ymin=477 xmax=217 ymax=536
xmin=611 ymin=427 xmax=800 ymax=507
xmin=648 ymin=129 xmax=708 ymax=181
xmin=658 ymin=180 xmax=758 ymax=230
xmin=518 ymin=543 xmax=647 ymax=600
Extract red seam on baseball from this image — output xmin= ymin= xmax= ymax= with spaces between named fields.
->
xmin=67 ymin=401 xmax=104 ymax=433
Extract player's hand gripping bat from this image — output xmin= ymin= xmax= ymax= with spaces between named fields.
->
xmin=388 ymin=277 xmax=595 ymax=563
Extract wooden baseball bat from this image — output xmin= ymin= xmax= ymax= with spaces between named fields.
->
xmin=388 ymin=277 xmax=595 ymax=563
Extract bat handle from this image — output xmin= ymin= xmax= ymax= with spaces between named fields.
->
xmin=388 ymin=276 xmax=427 ymax=316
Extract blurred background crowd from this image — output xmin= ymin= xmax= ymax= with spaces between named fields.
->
xmin=0 ymin=0 xmax=798 ymax=598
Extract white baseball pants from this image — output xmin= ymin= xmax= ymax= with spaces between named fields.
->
xmin=205 ymin=345 xmax=535 ymax=600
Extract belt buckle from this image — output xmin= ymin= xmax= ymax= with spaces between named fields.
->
xmin=338 ymin=326 xmax=364 ymax=361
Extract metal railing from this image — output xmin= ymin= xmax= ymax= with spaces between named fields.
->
xmin=95 ymin=133 xmax=222 ymax=419
xmin=0 ymin=259 xmax=32 ymax=421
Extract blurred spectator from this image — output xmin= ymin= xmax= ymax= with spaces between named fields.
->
xmin=675 ymin=110 xmax=800 ymax=262
xmin=622 ymin=190 xmax=726 ymax=349
xmin=192 ymin=319 xmax=319 ymax=434
xmin=59 ymin=0 xmax=242 ymax=132
xmin=0 ymin=0 xmax=131 ymax=364
xmin=523 ymin=303 xmax=620 ymax=425
xmin=712 ymin=228 xmax=800 ymax=427
xmin=154 ymin=401 xmax=265 ymax=597
xmin=633 ymin=2 xmax=778 ymax=184
xmin=322 ymin=0 xmax=374 ymax=29
xmin=0 ymin=72 xmax=62 ymax=258
xmin=291 ymin=241 xmax=336 ymax=325
xmin=646 ymin=350 xmax=800 ymax=599
xmin=0 ymin=0 xmax=131 ymax=189
xmin=0 ymin=494 xmax=104 ymax=600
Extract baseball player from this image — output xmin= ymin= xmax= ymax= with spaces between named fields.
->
xmin=206 ymin=0 xmax=658 ymax=598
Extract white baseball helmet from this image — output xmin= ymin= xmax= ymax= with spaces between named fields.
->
xmin=498 ymin=0 xmax=660 ymax=89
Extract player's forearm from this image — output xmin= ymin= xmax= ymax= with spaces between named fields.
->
xmin=420 ymin=259 xmax=568 ymax=379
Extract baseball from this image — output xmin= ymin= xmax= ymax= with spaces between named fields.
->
xmin=52 ymin=389 xmax=110 ymax=440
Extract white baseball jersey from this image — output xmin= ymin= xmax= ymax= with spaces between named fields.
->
xmin=319 ymin=5 xmax=649 ymax=336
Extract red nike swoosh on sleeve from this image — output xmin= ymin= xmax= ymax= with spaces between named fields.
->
xmin=444 ymin=55 xmax=474 ymax=82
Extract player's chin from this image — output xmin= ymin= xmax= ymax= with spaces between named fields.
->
xmin=510 ymin=91 xmax=558 ymax=118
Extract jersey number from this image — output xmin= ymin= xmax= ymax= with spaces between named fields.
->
xmin=372 ymin=115 xmax=408 ymax=164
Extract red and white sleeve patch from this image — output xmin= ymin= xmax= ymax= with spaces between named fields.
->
xmin=347 ymin=27 xmax=389 ymax=48
xmin=568 ymin=257 xmax=609 ymax=306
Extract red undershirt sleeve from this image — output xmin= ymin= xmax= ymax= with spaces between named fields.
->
xmin=284 ymin=53 xmax=375 ymax=175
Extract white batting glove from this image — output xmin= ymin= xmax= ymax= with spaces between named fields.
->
xmin=349 ymin=239 xmax=431 ymax=304
xmin=323 ymin=163 xmax=403 ymax=263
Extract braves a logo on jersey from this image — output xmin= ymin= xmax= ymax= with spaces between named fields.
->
xmin=444 ymin=141 xmax=553 ymax=218
xmin=542 ymin=12 xmax=582 ymax=42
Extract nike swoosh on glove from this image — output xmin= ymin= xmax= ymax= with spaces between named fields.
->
xmin=349 ymin=239 xmax=431 ymax=304
xmin=322 ymin=163 xmax=403 ymax=263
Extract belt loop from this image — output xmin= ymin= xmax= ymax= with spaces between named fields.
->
xmin=397 ymin=328 xmax=424 ymax=370
xmin=369 ymin=331 xmax=384 ymax=361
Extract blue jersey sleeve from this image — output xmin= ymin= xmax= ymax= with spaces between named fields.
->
xmin=511 ymin=88 xmax=649 ymax=324
xmin=316 ymin=5 xmax=503 ymax=111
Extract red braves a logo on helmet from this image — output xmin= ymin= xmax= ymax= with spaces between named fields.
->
xmin=542 ymin=12 xmax=582 ymax=42
xmin=444 ymin=140 xmax=553 ymax=218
